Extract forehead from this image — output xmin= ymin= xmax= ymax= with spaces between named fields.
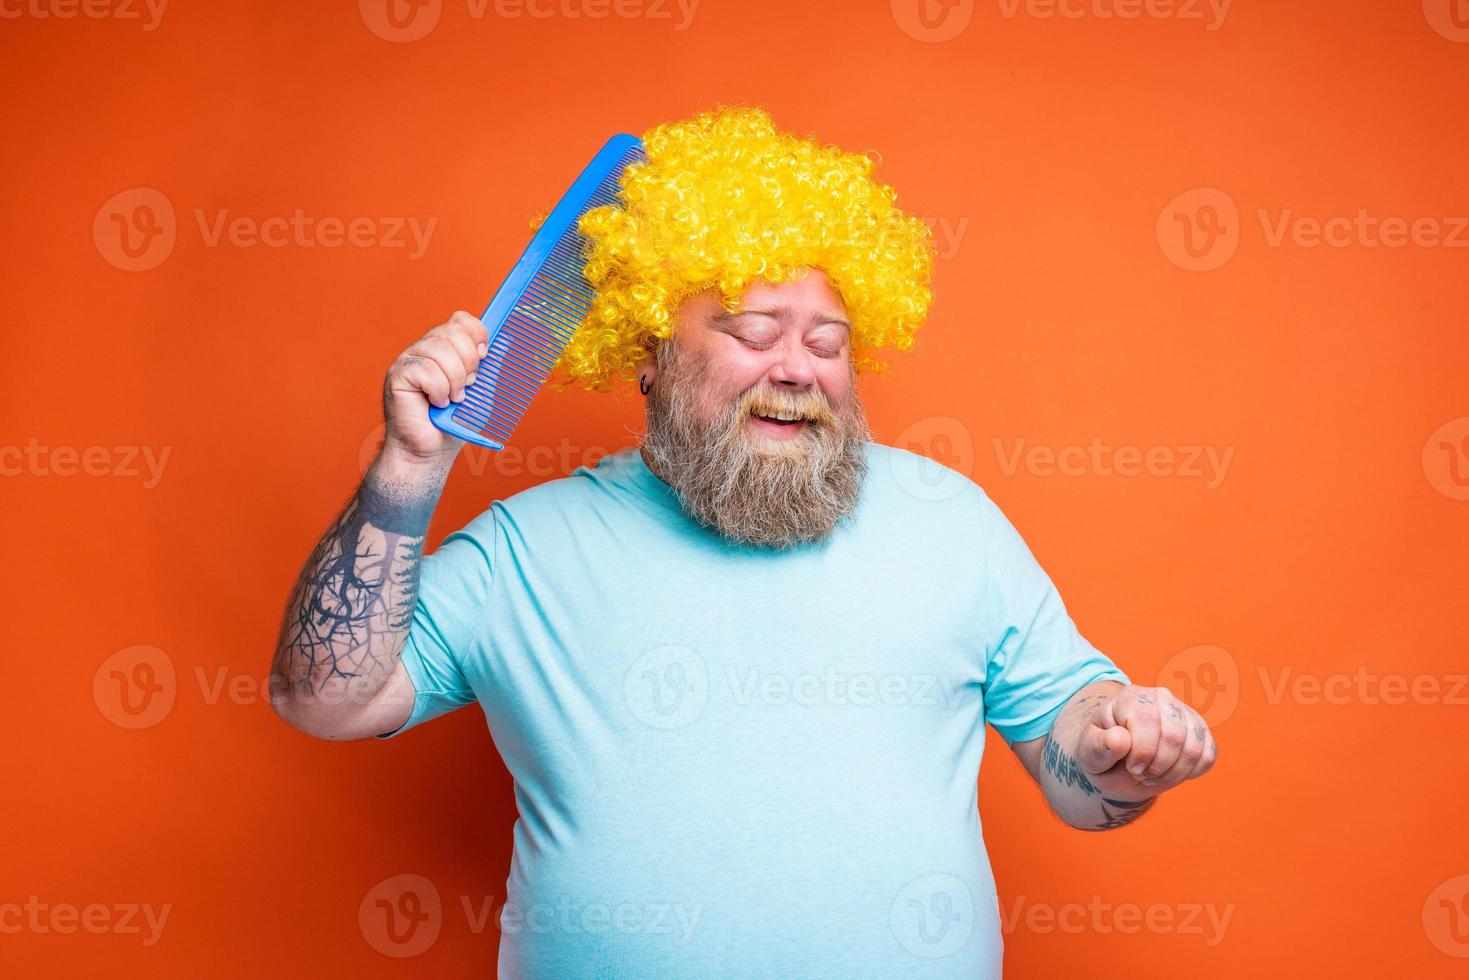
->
xmin=732 ymin=270 xmax=848 ymax=312
xmin=679 ymin=269 xmax=850 ymax=322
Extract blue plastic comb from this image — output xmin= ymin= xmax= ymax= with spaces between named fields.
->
xmin=429 ymin=133 xmax=646 ymax=450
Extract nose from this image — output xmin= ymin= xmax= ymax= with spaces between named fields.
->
xmin=766 ymin=338 xmax=818 ymax=390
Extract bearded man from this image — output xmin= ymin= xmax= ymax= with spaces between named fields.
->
xmin=270 ymin=107 xmax=1216 ymax=978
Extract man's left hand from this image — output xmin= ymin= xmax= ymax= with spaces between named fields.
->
xmin=1074 ymin=684 xmax=1217 ymax=800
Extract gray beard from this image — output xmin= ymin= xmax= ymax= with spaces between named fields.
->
xmin=639 ymin=339 xmax=871 ymax=550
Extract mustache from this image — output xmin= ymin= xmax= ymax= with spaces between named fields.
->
xmin=737 ymin=388 xmax=838 ymax=427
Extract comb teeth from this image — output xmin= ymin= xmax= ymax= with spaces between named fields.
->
xmin=436 ymin=137 xmax=645 ymax=449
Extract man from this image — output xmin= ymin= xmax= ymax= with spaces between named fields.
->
xmin=270 ymin=108 xmax=1216 ymax=977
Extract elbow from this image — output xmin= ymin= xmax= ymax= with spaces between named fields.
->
xmin=267 ymin=670 xmax=357 ymax=741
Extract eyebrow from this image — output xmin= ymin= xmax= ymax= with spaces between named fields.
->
xmin=711 ymin=306 xmax=852 ymax=331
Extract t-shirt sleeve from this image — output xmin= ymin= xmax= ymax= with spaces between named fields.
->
xmin=977 ymin=488 xmax=1130 ymax=746
xmin=374 ymin=508 xmax=494 ymax=739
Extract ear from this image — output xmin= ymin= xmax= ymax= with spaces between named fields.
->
xmin=636 ymin=352 xmax=655 ymax=383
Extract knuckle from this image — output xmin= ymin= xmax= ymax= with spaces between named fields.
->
xmin=417 ymin=365 xmax=447 ymax=389
xmin=423 ymin=339 xmax=457 ymax=367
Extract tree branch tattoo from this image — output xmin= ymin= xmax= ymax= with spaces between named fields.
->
xmin=271 ymin=471 xmax=438 ymax=705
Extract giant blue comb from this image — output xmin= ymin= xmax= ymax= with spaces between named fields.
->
xmin=429 ymin=133 xmax=645 ymax=450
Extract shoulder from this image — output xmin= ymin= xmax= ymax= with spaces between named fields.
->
xmin=857 ymin=440 xmax=1006 ymax=555
xmin=863 ymin=440 xmax=995 ymax=513
xmin=454 ymin=446 xmax=649 ymax=536
xmin=507 ymin=445 xmax=644 ymax=508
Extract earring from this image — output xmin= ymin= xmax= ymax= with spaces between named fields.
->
xmin=639 ymin=376 xmax=652 ymax=396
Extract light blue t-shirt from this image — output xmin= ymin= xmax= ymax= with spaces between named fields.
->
xmin=381 ymin=442 xmax=1128 ymax=978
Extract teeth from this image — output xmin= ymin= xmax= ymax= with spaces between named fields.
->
xmin=754 ymin=409 xmax=801 ymax=421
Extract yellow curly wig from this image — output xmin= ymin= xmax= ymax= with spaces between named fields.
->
xmin=547 ymin=105 xmax=937 ymax=392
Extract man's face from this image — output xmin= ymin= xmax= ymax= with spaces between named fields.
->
xmin=638 ymin=268 xmax=872 ymax=550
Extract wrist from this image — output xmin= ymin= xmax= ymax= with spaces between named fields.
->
xmin=1050 ymin=693 xmax=1103 ymax=757
xmin=1056 ymin=681 xmax=1121 ymax=741
xmin=361 ymin=449 xmax=452 ymax=537
xmin=375 ymin=440 xmax=456 ymax=482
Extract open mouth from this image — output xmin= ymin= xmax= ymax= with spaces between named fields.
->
xmin=751 ymin=411 xmax=805 ymax=426
xmin=748 ymin=409 xmax=810 ymax=437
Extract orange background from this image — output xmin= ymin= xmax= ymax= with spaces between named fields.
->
xmin=4 ymin=0 xmax=1467 ymax=976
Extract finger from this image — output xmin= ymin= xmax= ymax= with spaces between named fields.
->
xmin=1078 ymin=723 xmax=1130 ymax=775
xmin=1184 ymin=727 xmax=1218 ymax=781
xmin=431 ymin=316 xmax=484 ymax=375
xmin=446 ymin=310 xmax=490 ymax=355
xmin=393 ymin=356 xmax=453 ymax=409
xmin=1116 ymin=688 xmax=1162 ymax=781
xmin=1153 ymin=709 xmax=1206 ymax=785
xmin=1141 ymin=695 xmax=1189 ymax=783
xmin=1095 ymin=696 xmax=1118 ymax=729
xmin=407 ymin=336 xmax=470 ymax=400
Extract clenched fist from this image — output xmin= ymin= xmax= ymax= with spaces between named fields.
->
xmin=1075 ymin=684 xmax=1218 ymax=801
xmin=381 ymin=311 xmax=489 ymax=465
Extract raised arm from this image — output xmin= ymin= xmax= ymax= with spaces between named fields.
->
xmin=268 ymin=312 xmax=488 ymax=740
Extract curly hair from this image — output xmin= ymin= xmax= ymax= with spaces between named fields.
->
xmin=545 ymin=105 xmax=937 ymax=392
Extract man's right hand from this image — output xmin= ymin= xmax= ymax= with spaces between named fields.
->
xmin=381 ymin=311 xmax=490 ymax=465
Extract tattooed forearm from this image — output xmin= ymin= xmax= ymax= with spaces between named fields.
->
xmin=270 ymin=462 xmax=447 ymax=710
xmin=1042 ymin=733 xmax=1099 ymax=795
xmin=1033 ymin=681 xmax=1159 ymax=832
xmin=1095 ymin=796 xmax=1155 ymax=830
xmin=1041 ymin=734 xmax=1159 ymax=830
